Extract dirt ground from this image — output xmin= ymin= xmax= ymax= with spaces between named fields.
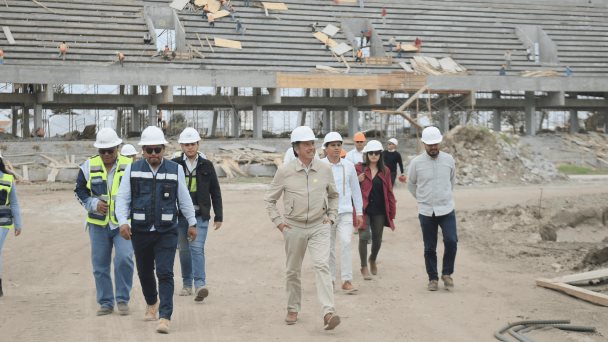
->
xmin=0 ymin=179 xmax=607 ymax=342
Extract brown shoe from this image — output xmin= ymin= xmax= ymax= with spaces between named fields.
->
xmin=369 ymin=258 xmax=377 ymax=275
xmin=428 ymin=280 xmax=439 ymax=291
xmin=285 ymin=311 xmax=298 ymax=325
xmin=442 ymin=275 xmax=454 ymax=289
xmin=156 ymin=318 xmax=170 ymax=334
xmin=341 ymin=281 xmax=358 ymax=294
xmin=323 ymin=313 xmax=341 ymax=330
xmin=361 ymin=267 xmax=372 ymax=280
xmin=194 ymin=287 xmax=209 ymax=302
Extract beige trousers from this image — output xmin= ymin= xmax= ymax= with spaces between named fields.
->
xmin=283 ymin=222 xmax=335 ymax=316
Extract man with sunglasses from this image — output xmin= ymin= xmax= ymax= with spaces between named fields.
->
xmin=172 ymin=127 xmax=223 ymax=302
xmin=74 ymin=127 xmax=134 ymax=317
xmin=345 ymin=131 xmax=366 ymax=165
xmin=115 ymin=126 xmax=197 ymax=334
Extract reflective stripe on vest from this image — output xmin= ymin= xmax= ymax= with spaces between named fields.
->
xmin=0 ymin=173 xmax=14 ymax=229
xmin=86 ymin=154 xmax=132 ymax=226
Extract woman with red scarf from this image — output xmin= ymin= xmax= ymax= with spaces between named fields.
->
xmin=355 ymin=140 xmax=396 ymax=280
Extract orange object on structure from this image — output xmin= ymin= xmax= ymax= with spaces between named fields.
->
xmin=354 ymin=131 xmax=366 ymax=142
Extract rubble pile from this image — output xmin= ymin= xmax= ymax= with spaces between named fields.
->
xmin=441 ymin=125 xmax=564 ymax=185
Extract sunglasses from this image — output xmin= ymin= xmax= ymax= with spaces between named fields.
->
xmin=355 ymin=141 xmax=365 ymax=143
xmin=367 ymin=151 xmax=381 ymax=156
xmin=98 ymin=148 xmax=116 ymax=155
xmin=145 ymin=147 xmax=163 ymax=155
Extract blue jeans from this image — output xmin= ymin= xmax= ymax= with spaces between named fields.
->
xmin=131 ymin=231 xmax=177 ymax=320
xmin=0 ymin=227 xmax=9 ymax=278
xmin=177 ymin=216 xmax=209 ymax=289
xmin=88 ymin=224 xmax=134 ymax=308
xmin=418 ymin=211 xmax=458 ymax=281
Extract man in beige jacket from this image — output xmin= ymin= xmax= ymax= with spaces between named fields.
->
xmin=265 ymin=126 xmax=341 ymax=330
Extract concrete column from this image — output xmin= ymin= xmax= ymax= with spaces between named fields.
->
xmin=130 ymin=86 xmax=140 ymax=133
xmin=22 ymin=106 xmax=30 ymax=137
xmin=116 ymin=85 xmax=125 ymax=136
xmin=603 ymin=109 xmax=608 ymax=134
xmin=492 ymin=110 xmax=501 ymax=132
xmin=231 ymin=111 xmax=240 ymax=137
xmin=524 ymin=91 xmax=536 ymax=136
xmin=439 ymin=94 xmax=450 ymax=134
xmin=322 ymin=109 xmax=331 ymax=134
xmin=569 ymin=110 xmax=579 ymax=134
xmin=147 ymin=105 xmax=157 ymax=127
xmin=34 ymin=104 xmax=43 ymax=133
xmin=210 ymin=87 xmax=220 ymax=137
xmin=11 ymin=106 xmax=19 ymax=137
xmin=347 ymin=106 xmax=358 ymax=138
xmin=334 ymin=89 xmax=346 ymax=126
xmin=252 ymin=105 xmax=263 ymax=139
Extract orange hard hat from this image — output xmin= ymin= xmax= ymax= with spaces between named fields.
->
xmin=340 ymin=148 xmax=347 ymax=158
xmin=354 ymin=132 xmax=366 ymax=142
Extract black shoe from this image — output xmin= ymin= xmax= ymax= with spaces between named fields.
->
xmin=0 ymin=278 xmax=3 ymax=297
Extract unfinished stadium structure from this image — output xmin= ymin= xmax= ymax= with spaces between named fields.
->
xmin=1 ymin=0 xmax=608 ymax=139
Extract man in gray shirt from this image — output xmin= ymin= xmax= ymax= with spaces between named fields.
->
xmin=407 ymin=126 xmax=457 ymax=292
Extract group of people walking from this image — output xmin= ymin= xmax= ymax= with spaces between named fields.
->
xmin=0 ymin=123 xmax=458 ymax=334
xmin=265 ymin=125 xmax=458 ymax=330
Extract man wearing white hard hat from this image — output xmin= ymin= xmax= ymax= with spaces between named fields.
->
xmin=406 ymin=126 xmax=457 ymax=292
xmin=320 ymin=132 xmax=363 ymax=294
xmin=120 ymin=144 xmax=138 ymax=161
xmin=264 ymin=126 xmax=341 ymax=330
xmin=382 ymin=138 xmax=406 ymax=188
xmin=172 ymin=127 xmax=223 ymax=302
xmin=115 ymin=126 xmax=197 ymax=334
xmin=74 ymin=127 xmax=134 ymax=316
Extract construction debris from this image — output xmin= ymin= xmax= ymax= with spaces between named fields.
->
xmin=210 ymin=145 xmax=283 ymax=177
xmin=537 ymin=269 xmax=608 ymax=306
xmin=322 ymin=24 xmax=340 ymax=37
xmin=494 ymin=319 xmax=596 ymax=341
xmin=410 ymin=56 xmax=467 ymax=75
xmin=521 ymin=70 xmax=560 ymax=77
xmin=2 ymin=26 xmax=15 ymax=44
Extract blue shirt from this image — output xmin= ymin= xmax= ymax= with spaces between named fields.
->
xmin=0 ymin=171 xmax=22 ymax=229
xmin=115 ymin=159 xmax=197 ymax=228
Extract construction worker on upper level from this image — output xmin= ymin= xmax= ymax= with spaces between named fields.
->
xmin=172 ymin=127 xmax=223 ymax=302
xmin=74 ymin=127 xmax=134 ymax=317
xmin=0 ymin=151 xmax=23 ymax=298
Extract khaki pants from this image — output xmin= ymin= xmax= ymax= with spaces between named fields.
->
xmin=283 ymin=222 xmax=335 ymax=316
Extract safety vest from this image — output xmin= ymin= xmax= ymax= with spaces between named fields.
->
xmin=86 ymin=155 xmax=132 ymax=226
xmin=0 ymin=173 xmax=15 ymax=229
xmin=129 ymin=159 xmax=179 ymax=233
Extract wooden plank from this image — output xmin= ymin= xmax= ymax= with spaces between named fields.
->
xmin=536 ymin=278 xmax=608 ymax=306
xmin=331 ymin=42 xmax=352 ymax=56
xmin=189 ymin=44 xmax=205 ymax=59
xmin=2 ymin=26 xmax=15 ymax=45
xmin=277 ymin=72 xmax=426 ymax=91
xmin=22 ymin=165 xmax=29 ymax=181
xmin=400 ymin=44 xmax=418 ymax=52
xmin=551 ymin=269 xmax=608 ymax=285
xmin=47 ymin=168 xmax=59 ymax=182
xmin=169 ymin=0 xmax=190 ymax=10
xmin=315 ymin=65 xmax=341 ymax=73
xmin=396 ymin=86 xmax=429 ymax=112
xmin=194 ymin=0 xmax=208 ymax=6
xmin=208 ymin=0 xmax=221 ymax=13
xmin=248 ymin=144 xmax=277 ymax=153
xmin=32 ymin=0 xmax=57 ymax=14
xmin=196 ymin=32 xmax=206 ymax=50
xmin=214 ymin=37 xmax=242 ymax=49
xmin=262 ymin=2 xmax=288 ymax=10
xmin=399 ymin=61 xmax=414 ymax=72
xmin=313 ymin=31 xmax=337 ymax=48
xmin=205 ymin=35 xmax=214 ymax=53
xmin=322 ymin=24 xmax=340 ymax=37
xmin=39 ymin=153 xmax=61 ymax=165
xmin=213 ymin=9 xmax=231 ymax=19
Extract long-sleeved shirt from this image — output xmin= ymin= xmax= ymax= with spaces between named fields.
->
xmin=320 ymin=157 xmax=363 ymax=215
xmin=383 ymin=150 xmax=404 ymax=175
xmin=115 ymin=159 xmax=197 ymax=228
xmin=407 ymin=151 xmax=456 ymax=217
xmin=265 ymin=158 xmax=339 ymax=229
xmin=0 ymin=171 xmax=22 ymax=229
xmin=345 ymin=148 xmax=363 ymax=165
xmin=74 ymin=159 xmax=120 ymax=229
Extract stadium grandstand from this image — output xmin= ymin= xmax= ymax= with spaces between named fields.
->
xmin=0 ymin=0 xmax=607 ymax=138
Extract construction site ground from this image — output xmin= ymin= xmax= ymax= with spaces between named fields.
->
xmin=0 ymin=177 xmax=607 ymax=341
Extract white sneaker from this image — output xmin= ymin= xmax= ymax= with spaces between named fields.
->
xmin=156 ymin=318 xmax=170 ymax=334
xmin=179 ymin=287 xmax=193 ymax=296
xmin=144 ymin=301 xmax=159 ymax=321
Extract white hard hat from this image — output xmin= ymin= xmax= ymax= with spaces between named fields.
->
xmin=363 ymin=140 xmax=383 ymax=153
xmin=138 ymin=126 xmax=168 ymax=146
xmin=421 ymin=126 xmax=443 ymax=145
xmin=94 ymin=128 xmax=122 ymax=148
xmin=323 ymin=131 xmax=343 ymax=147
xmin=388 ymin=138 xmax=398 ymax=146
xmin=290 ymin=126 xmax=317 ymax=143
xmin=120 ymin=144 xmax=137 ymax=156
xmin=178 ymin=127 xmax=201 ymax=144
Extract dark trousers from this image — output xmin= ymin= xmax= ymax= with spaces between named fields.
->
xmin=418 ymin=211 xmax=458 ymax=281
xmin=131 ymin=230 xmax=178 ymax=320
xmin=358 ymin=214 xmax=385 ymax=267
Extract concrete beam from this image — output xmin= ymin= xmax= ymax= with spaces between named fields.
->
xmin=256 ymin=87 xmax=282 ymax=106
xmin=544 ymin=91 xmax=565 ymax=107
xmin=428 ymin=75 xmax=608 ymax=92
xmin=36 ymin=84 xmax=53 ymax=103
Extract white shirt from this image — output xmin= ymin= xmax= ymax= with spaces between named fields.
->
xmin=320 ymin=157 xmax=363 ymax=215
xmin=345 ymin=148 xmax=363 ymax=165
xmin=407 ymin=151 xmax=456 ymax=217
